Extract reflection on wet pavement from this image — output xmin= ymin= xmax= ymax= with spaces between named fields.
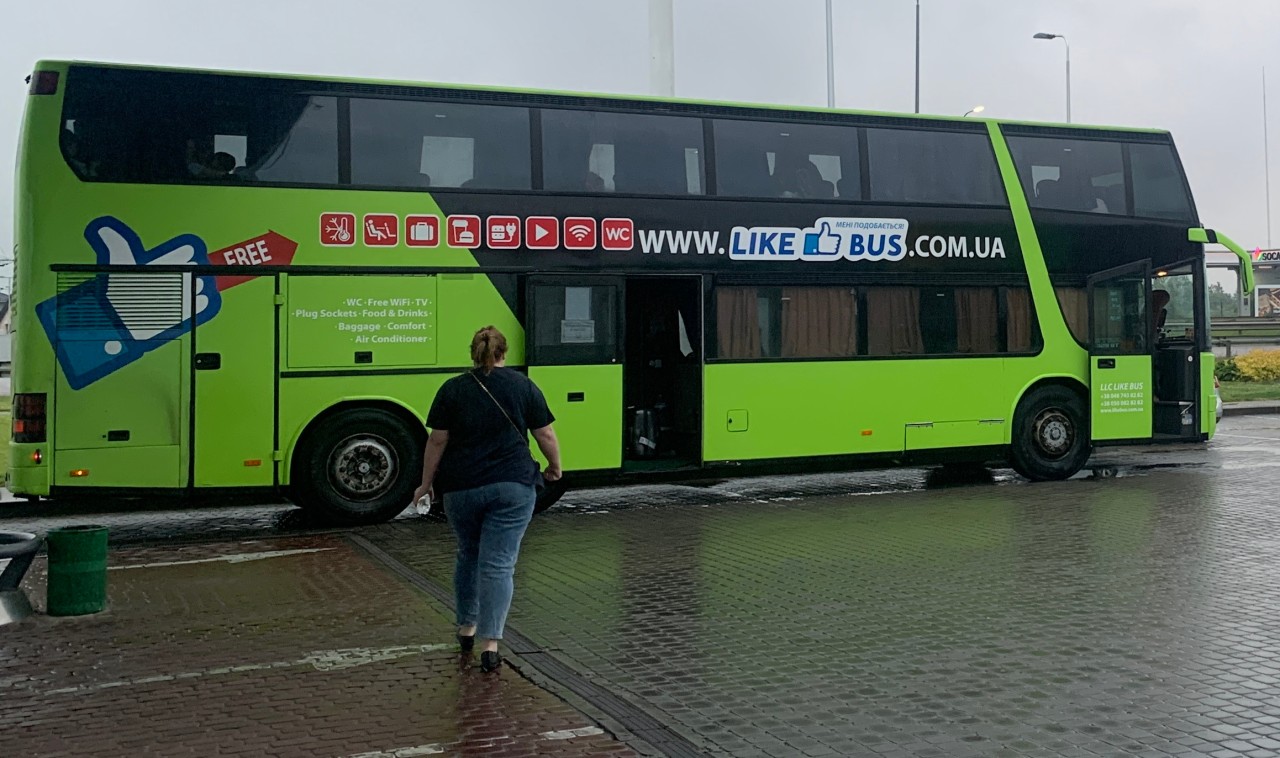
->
xmin=358 ymin=416 xmax=1280 ymax=757
xmin=4 ymin=415 xmax=1277 ymax=546
xmin=6 ymin=416 xmax=1280 ymax=755
xmin=2 ymin=536 xmax=636 ymax=757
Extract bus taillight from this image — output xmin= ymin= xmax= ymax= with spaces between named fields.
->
xmin=28 ymin=71 xmax=59 ymax=96
xmin=13 ymin=394 xmax=47 ymax=443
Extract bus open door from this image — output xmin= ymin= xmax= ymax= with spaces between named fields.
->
xmin=1088 ymin=260 xmax=1154 ymax=443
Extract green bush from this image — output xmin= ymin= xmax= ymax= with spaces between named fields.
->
xmin=1215 ymin=356 xmax=1243 ymax=382
xmin=1235 ymin=349 xmax=1280 ymax=383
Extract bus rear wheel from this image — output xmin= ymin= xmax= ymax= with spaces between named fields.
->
xmin=292 ymin=408 xmax=422 ymax=525
xmin=1010 ymin=386 xmax=1090 ymax=481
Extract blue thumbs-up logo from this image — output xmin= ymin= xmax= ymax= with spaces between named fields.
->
xmin=802 ymin=222 xmax=843 ymax=259
xmin=35 ymin=216 xmax=223 ymax=390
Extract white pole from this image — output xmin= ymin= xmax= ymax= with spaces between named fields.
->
xmin=1266 ymin=66 xmax=1273 ymax=247
xmin=914 ymin=0 xmax=920 ymax=113
xmin=825 ymin=0 xmax=835 ymax=108
xmin=1034 ymin=33 xmax=1070 ymax=121
xmin=649 ymin=0 xmax=675 ymax=97
xmin=1064 ymin=38 xmax=1072 ymax=123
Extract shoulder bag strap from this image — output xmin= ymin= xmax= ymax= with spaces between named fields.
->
xmin=470 ymin=371 xmax=523 ymax=440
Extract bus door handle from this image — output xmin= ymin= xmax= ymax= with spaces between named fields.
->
xmin=1096 ymin=358 xmax=1116 ymax=369
xmin=194 ymin=353 xmax=222 ymax=370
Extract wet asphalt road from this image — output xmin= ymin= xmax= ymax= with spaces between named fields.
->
xmin=0 ymin=415 xmax=1265 ymax=546
xmin=365 ymin=416 xmax=1280 ymax=757
xmin=7 ymin=415 xmax=1280 ymax=756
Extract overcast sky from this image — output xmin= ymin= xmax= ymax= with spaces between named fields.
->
xmin=3 ymin=0 xmax=1279 ymax=287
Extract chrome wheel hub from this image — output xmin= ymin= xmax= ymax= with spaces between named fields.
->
xmin=328 ymin=435 xmax=397 ymax=501
xmin=1032 ymin=409 xmax=1074 ymax=460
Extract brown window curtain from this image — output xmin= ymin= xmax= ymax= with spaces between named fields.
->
xmin=1005 ymin=288 xmax=1035 ymax=352
xmin=955 ymin=288 xmax=999 ymax=354
xmin=717 ymin=287 xmax=762 ymax=358
xmin=1054 ymin=287 xmax=1089 ymax=343
xmin=866 ymin=287 xmax=924 ymax=355
xmin=781 ymin=287 xmax=858 ymax=358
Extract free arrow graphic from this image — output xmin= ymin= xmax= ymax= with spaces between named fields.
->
xmin=210 ymin=231 xmax=299 ymax=290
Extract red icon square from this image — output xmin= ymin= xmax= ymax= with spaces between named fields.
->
xmin=601 ymin=218 xmax=635 ymax=251
xmin=563 ymin=217 xmax=597 ymax=250
xmin=525 ymin=217 xmax=559 ymax=249
xmin=363 ymin=213 xmax=399 ymax=247
xmin=320 ymin=212 xmax=356 ymax=247
xmin=447 ymin=215 xmax=481 ymax=248
xmin=487 ymin=216 xmax=521 ymax=249
xmin=405 ymin=215 xmax=440 ymax=248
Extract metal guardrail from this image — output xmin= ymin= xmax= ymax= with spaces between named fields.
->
xmin=1213 ymin=338 xmax=1280 ymax=358
xmin=0 ymin=530 xmax=41 ymax=624
xmin=1201 ymin=318 xmax=1280 ymax=357
xmin=1208 ymin=318 xmax=1280 ymax=337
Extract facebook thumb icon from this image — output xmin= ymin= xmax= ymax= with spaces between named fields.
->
xmin=35 ymin=216 xmax=222 ymax=390
xmin=803 ymin=222 xmax=841 ymax=257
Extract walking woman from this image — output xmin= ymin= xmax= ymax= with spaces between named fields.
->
xmin=413 ymin=326 xmax=562 ymax=673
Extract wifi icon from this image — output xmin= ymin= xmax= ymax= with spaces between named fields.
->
xmin=563 ymin=217 xmax=597 ymax=250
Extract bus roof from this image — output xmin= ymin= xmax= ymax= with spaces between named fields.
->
xmin=35 ymin=58 xmax=1171 ymax=136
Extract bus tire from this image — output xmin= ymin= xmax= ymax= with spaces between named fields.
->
xmin=1009 ymin=385 xmax=1090 ymax=481
xmin=292 ymin=408 xmax=422 ymax=525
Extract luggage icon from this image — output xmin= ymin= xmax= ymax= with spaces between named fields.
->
xmin=411 ymin=222 xmax=435 ymax=243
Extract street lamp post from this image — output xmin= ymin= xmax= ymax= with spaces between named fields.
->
xmin=825 ymin=0 xmax=835 ymax=107
xmin=649 ymin=0 xmax=675 ymax=97
xmin=914 ymin=0 xmax=920 ymax=113
xmin=1034 ymin=32 xmax=1071 ymax=123
xmin=964 ymin=105 xmax=985 ymax=117
xmin=1265 ymin=66 xmax=1273 ymax=247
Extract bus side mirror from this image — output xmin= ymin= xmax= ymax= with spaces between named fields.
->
xmin=1187 ymin=228 xmax=1215 ymax=244
xmin=1193 ymin=227 xmax=1255 ymax=294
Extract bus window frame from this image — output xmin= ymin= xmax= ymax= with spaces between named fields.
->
xmin=526 ymin=274 xmax=625 ymax=367
xmin=706 ymin=276 xmax=1043 ymax=364
xmin=1153 ymin=256 xmax=1210 ymax=354
xmin=57 ymin=64 xmax=1024 ymax=213
xmin=1087 ymin=260 xmax=1153 ymax=356
xmin=1002 ymin=128 xmax=1199 ymax=225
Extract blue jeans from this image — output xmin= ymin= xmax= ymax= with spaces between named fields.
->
xmin=444 ymin=481 xmax=537 ymax=640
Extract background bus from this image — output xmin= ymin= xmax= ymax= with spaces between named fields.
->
xmin=9 ymin=61 xmax=1254 ymax=523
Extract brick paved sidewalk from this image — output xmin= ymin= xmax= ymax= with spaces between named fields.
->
xmin=0 ymin=535 xmax=635 ymax=757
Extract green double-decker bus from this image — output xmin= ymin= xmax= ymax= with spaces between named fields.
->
xmin=9 ymin=61 xmax=1254 ymax=523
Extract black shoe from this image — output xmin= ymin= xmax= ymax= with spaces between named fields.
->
xmin=457 ymin=634 xmax=475 ymax=653
xmin=480 ymin=651 xmax=502 ymax=673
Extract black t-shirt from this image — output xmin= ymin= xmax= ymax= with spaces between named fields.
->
xmin=426 ymin=367 xmax=555 ymax=495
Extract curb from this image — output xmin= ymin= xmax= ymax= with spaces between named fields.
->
xmin=1223 ymin=403 xmax=1280 ymax=417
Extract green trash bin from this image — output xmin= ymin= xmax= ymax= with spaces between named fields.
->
xmin=46 ymin=525 xmax=108 ymax=616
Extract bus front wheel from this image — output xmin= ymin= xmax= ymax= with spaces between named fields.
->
xmin=292 ymin=408 xmax=422 ymax=525
xmin=1010 ymin=386 xmax=1090 ymax=481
